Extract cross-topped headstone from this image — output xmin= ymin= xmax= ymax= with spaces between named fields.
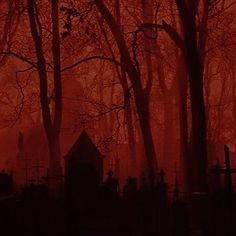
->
xmin=45 ymin=168 xmax=64 ymax=181
xmin=211 ymin=145 xmax=236 ymax=193
xmin=32 ymin=160 xmax=45 ymax=184
xmin=21 ymin=154 xmax=31 ymax=186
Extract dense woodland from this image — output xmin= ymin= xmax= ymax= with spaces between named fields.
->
xmin=0 ymin=0 xmax=236 ymax=196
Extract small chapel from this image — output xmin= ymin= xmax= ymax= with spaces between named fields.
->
xmin=64 ymin=130 xmax=105 ymax=195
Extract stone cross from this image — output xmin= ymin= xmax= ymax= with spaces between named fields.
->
xmin=32 ymin=160 xmax=45 ymax=184
xmin=22 ymin=156 xmax=31 ymax=186
xmin=211 ymin=145 xmax=236 ymax=193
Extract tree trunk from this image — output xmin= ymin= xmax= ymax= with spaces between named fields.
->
xmin=154 ymin=43 xmax=175 ymax=176
xmin=120 ymin=67 xmax=137 ymax=175
xmin=187 ymin=40 xmax=208 ymax=192
xmin=95 ymin=0 xmax=158 ymax=175
xmin=27 ymin=0 xmax=62 ymax=195
xmin=176 ymin=53 xmax=191 ymax=193
xmin=99 ymin=12 xmax=137 ymax=174
xmin=50 ymin=0 xmax=63 ymax=193
xmin=114 ymin=0 xmax=137 ymax=175
xmin=163 ymin=93 xmax=175 ymax=167
xmin=176 ymin=0 xmax=208 ymax=192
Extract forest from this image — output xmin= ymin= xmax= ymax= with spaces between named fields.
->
xmin=1 ymin=1 xmax=236 ymax=235
xmin=0 ymin=0 xmax=236 ymax=197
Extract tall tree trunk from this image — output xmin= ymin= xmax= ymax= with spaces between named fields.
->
xmin=99 ymin=13 xmax=137 ymax=175
xmin=27 ymin=0 xmax=62 ymax=195
xmin=176 ymin=52 xmax=190 ymax=193
xmin=163 ymin=93 xmax=175 ymax=168
xmin=50 ymin=0 xmax=63 ymax=187
xmin=176 ymin=1 xmax=208 ymax=192
xmin=204 ymin=58 xmax=211 ymax=142
xmin=141 ymin=0 xmax=158 ymax=176
xmin=27 ymin=0 xmax=53 ymax=150
xmin=95 ymin=0 xmax=158 ymax=175
xmin=154 ymin=44 xmax=175 ymax=174
xmin=122 ymin=69 xmax=137 ymax=175
xmin=114 ymin=0 xmax=137 ymax=175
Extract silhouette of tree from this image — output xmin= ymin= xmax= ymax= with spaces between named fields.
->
xmin=94 ymin=0 xmax=158 ymax=176
xmin=26 ymin=0 xmax=62 ymax=193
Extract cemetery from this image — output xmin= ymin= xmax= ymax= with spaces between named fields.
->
xmin=0 ymin=131 xmax=236 ymax=236
xmin=0 ymin=1 xmax=235 ymax=235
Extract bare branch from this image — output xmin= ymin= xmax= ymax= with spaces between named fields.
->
xmin=137 ymin=22 xmax=186 ymax=53
xmin=0 ymin=51 xmax=37 ymax=67
xmin=61 ymin=55 xmax=121 ymax=72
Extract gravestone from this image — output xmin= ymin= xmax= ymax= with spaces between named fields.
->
xmin=211 ymin=145 xmax=236 ymax=193
xmin=211 ymin=145 xmax=236 ymax=235
xmin=0 ymin=170 xmax=13 ymax=196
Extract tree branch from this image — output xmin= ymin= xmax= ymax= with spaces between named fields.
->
xmin=61 ymin=55 xmax=121 ymax=72
xmin=0 ymin=51 xmax=37 ymax=67
xmin=137 ymin=22 xmax=186 ymax=53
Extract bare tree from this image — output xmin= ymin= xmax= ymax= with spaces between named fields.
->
xmin=94 ymin=0 xmax=158 ymax=175
xmin=27 ymin=0 xmax=62 ymax=194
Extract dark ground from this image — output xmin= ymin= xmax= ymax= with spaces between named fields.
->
xmin=1 ymin=186 xmax=236 ymax=236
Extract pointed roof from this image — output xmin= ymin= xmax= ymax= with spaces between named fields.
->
xmin=64 ymin=130 xmax=104 ymax=160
